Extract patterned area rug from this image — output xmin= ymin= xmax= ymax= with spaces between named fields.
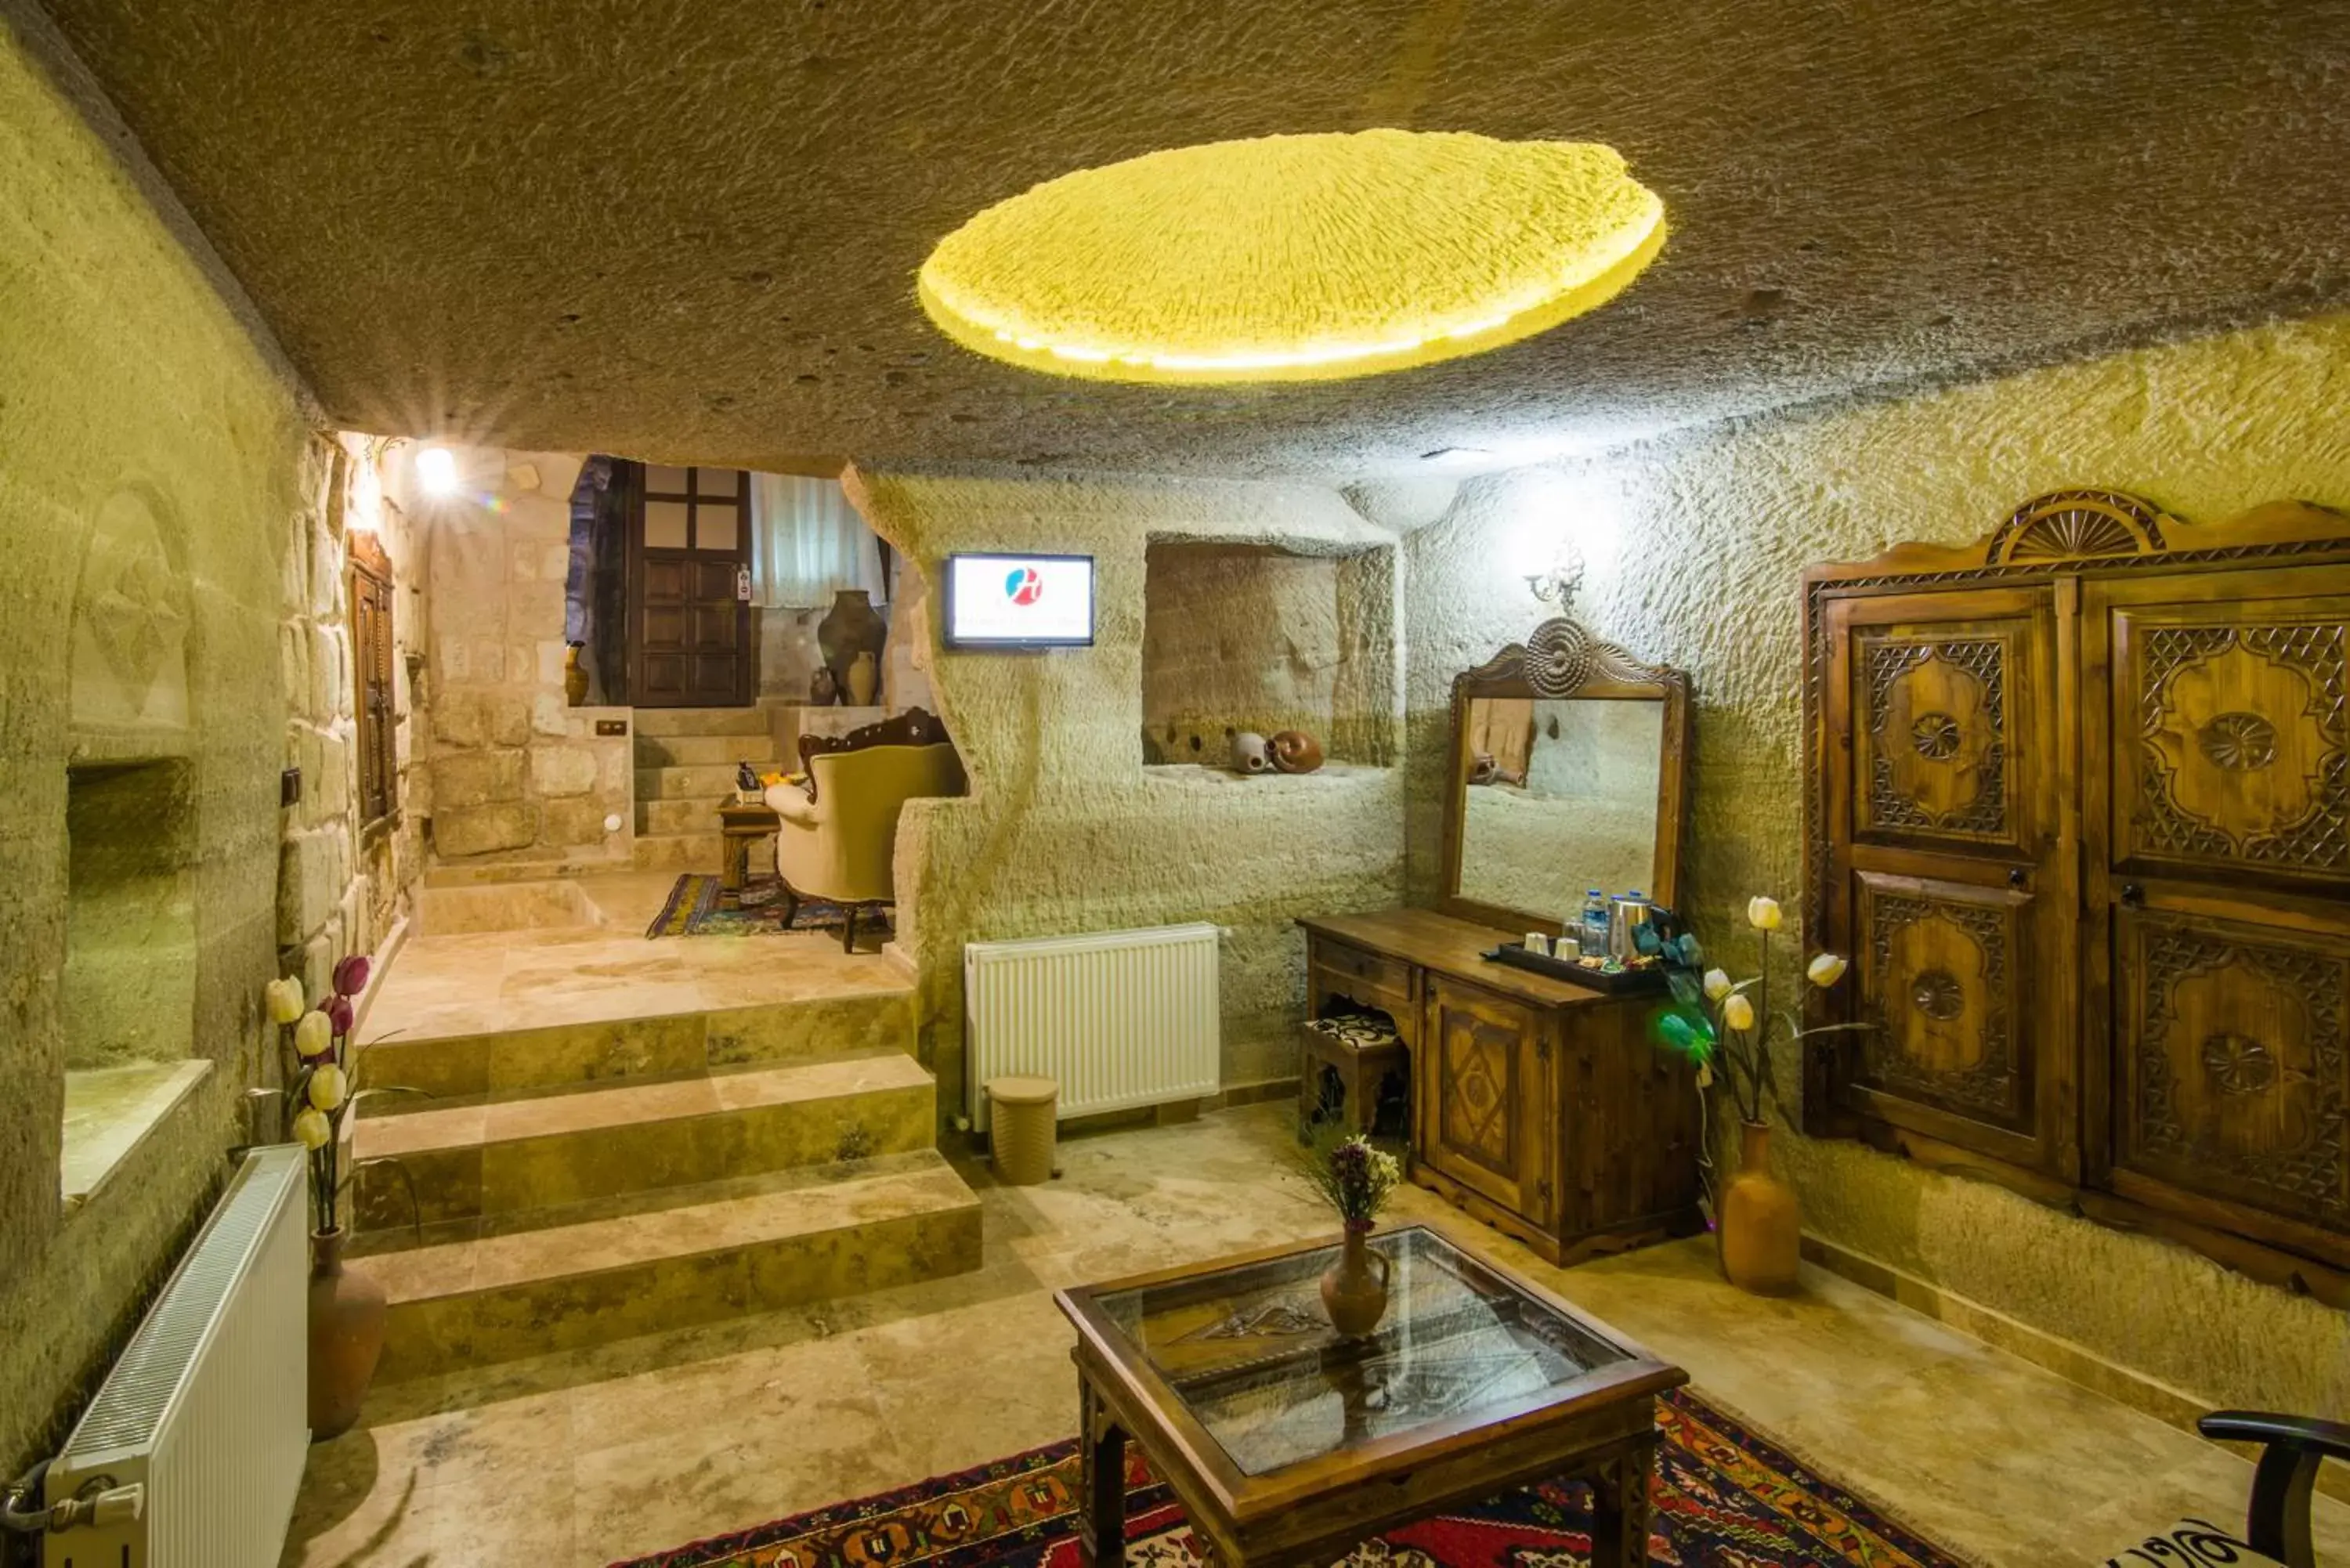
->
xmin=643 ymin=873 xmax=889 ymax=940
xmin=611 ymin=1389 xmax=1969 ymax=1568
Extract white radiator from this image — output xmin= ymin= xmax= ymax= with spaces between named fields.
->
xmin=45 ymin=1144 xmax=309 ymax=1568
xmin=964 ymin=923 xmax=1222 ymax=1129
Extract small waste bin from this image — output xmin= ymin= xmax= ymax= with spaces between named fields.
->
xmin=985 ymin=1075 xmax=1058 ymax=1186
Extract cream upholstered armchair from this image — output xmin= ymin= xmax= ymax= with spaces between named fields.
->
xmin=763 ymin=708 xmax=963 ymax=951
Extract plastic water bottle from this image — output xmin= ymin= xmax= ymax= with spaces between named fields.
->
xmin=1581 ymin=890 xmax=1609 ymax=955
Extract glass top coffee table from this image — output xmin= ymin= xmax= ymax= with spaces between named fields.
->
xmin=1054 ymin=1225 xmax=1685 ymax=1568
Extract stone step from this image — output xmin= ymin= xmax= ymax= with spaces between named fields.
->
xmin=634 ymin=732 xmax=780 ymax=768
xmin=352 ymin=1054 xmax=935 ymax=1230
xmin=637 ymin=762 xmax=743 ymax=799
xmin=353 ymin=988 xmax=914 ymax=1108
xmin=365 ymin=1150 xmax=982 ymax=1381
xmin=631 ymin=830 xmax=722 ymax=872
xmin=631 ymin=706 xmax=773 ymax=739
xmin=636 ymin=795 xmax=740 ymax=836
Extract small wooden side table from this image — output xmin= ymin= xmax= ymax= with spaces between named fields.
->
xmin=1055 ymin=1226 xmax=1684 ymax=1568
xmin=717 ymin=800 xmax=781 ymax=909
xmin=1296 ymin=1021 xmax=1408 ymax=1141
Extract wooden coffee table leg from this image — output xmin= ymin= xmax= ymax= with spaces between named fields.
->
xmin=1077 ymin=1375 xmax=1127 ymax=1568
xmin=1588 ymin=1436 xmax=1654 ymax=1566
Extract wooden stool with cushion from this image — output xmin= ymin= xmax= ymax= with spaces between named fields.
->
xmin=2104 ymin=1411 xmax=2350 ymax=1567
xmin=1296 ymin=1013 xmax=1407 ymax=1141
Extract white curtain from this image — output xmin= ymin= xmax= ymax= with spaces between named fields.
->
xmin=750 ymin=475 xmax=887 ymax=609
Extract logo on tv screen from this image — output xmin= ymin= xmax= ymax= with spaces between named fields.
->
xmin=1003 ymin=566 xmax=1043 ymax=606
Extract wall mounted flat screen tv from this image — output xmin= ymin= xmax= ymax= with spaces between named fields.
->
xmin=942 ymin=554 xmax=1096 ymax=649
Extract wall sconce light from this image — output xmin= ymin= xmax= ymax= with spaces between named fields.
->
xmin=1525 ymin=545 xmax=1586 ymax=609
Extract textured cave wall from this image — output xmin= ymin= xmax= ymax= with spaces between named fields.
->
xmin=0 ymin=10 xmax=317 ymax=1469
xmin=843 ymin=470 xmax=1404 ymax=1116
xmin=1141 ymin=541 xmax=1390 ymax=767
xmin=1403 ymin=309 xmax=2350 ymax=1418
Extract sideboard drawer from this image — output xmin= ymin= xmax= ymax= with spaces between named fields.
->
xmin=1313 ymin=937 xmax=1414 ymax=997
xmin=1308 ymin=936 xmax=1419 ymax=1042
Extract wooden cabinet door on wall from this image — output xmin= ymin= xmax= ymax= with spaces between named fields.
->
xmin=1823 ymin=587 xmax=2078 ymax=1180
xmin=2085 ymin=572 xmax=2350 ymax=1259
xmin=1419 ymin=975 xmax=1552 ymax=1227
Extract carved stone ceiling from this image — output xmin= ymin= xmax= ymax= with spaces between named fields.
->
xmin=36 ymin=0 xmax=2350 ymax=479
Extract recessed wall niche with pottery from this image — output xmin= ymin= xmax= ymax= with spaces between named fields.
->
xmin=816 ymin=589 xmax=886 ymax=706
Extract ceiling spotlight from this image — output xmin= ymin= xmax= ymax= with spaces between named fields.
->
xmin=919 ymin=129 xmax=1665 ymax=385
xmin=415 ymin=446 xmax=460 ymax=498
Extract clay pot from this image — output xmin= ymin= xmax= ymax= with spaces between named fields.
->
xmin=1271 ymin=730 xmax=1324 ymax=774
xmin=1719 ymin=1121 xmax=1801 ymax=1295
xmin=1319 ymin=1224 xmax=1392 ymax=1338
xmin=562 ymin=643 xmax=589 ymax=706
xmin=1230 ymin=731 xmax=1273 ymax=774
xmin=845 ymin=649 xmax=880 ymax=706
xmin=818 ymin=589 xmax=886 ymax=700
xmin=307 ymin=1229 xmax=386 ymax=1441
xmin=810 ymin=665 xmax=838 ymax=706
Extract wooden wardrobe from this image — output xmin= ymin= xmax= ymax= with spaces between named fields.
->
xmin=1804 ymin=489 xmax=2350 ymax=1302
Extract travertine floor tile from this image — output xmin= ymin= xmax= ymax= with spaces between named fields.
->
xmin=284 ymin=1101 xmax=2346 ymax=1568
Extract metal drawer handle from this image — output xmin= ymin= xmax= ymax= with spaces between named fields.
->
xmin=2120 ymin=883 xmax=2145 ymax=909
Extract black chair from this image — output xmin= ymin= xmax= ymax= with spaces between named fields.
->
xmin=2106 ymin=1412 xmax=2350 ymax=1567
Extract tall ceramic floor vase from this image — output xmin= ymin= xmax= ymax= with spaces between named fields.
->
xmin=818 ymin=589 xmax=885 ymax=701
xmin=307 ymin=1228 xmax=386 ymax=1441
xmin=1320 ymin=1223 xmax=1392 ymax=1338
xmin=1719 ymin=1120 xmax=1802 ymax=1295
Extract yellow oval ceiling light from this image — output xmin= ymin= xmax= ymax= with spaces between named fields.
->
xmin=916 ymin=128 xmax=1665 ymax=385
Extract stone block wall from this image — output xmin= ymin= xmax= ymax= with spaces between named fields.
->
xmin=420 ymin=450 xmax=632 ymax=869
xmin=277 ymin=435 xmax=423 ymax=989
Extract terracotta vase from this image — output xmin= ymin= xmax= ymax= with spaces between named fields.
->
xmin=1319 ymin=1224 xmax=1392 ymax=1338
xmin=307 ymin=1228 xmax=386 ymax=1442
xmin=562 ymin=643 xmax=589 ymax=706
xmin=845 ymin=649 xmax=880 ymax=706
xmin=1719 ymin=1121 xmax=1801 ymax=1295
xmin=1271 ymin=730 xmax=1324 ymax=774
xmin=817 ymin=589 xmax=886 ymax=701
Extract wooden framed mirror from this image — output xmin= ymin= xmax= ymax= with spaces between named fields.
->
xmin=1439 ymin=615 xmax=1694 ymax=933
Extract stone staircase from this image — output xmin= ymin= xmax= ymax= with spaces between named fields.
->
xmin=631 ymin=706 xmax=776 ymax=873
xmin=348 ymin=988 xmax=980 ymax=1381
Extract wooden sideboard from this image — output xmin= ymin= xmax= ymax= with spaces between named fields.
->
xmin=1298 ymin=908 xmax=1703 ymax=1266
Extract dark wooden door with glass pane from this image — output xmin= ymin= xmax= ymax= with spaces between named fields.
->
xmin=1820 ymin=585 xmax=2079 ymax=1182
xmin=627 ymin=463 xmax=750 ymax=707
xmin=2084 ymin=569 xmax=2350 ymax=1263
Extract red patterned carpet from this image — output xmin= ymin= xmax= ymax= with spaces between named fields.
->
xmin=613 ymin=1389 xmax=1969 ymax=1568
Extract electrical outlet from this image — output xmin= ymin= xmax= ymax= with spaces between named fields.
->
xmin=595 ymin=719 xmax=629 ymax=737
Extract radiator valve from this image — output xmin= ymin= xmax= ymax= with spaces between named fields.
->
xmin=1 ymin=1467 xmax=143 ymax=1536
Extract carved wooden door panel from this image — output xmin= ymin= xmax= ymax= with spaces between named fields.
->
xmin=2085 ymin=573 xmax=2350 ymax=1255
xmin=1418 ymin=975 xmax=1551 ymax=1224
xmin=1822 ymin=587 xmax=2077 ymax=1178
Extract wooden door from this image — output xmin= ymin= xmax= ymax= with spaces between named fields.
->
xmin=2085 ymin=570 xmax=2350 ymax=1259
xmin=628 ymin=463 xmax=750 ymax=707
xmin=1417 ymin=975 xmax=1552 ymax=1224
xmin=349 ymin=533 xmax=397 ymax=827
xmin=1822 ymin=585 xmax=2078 ymax=1179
